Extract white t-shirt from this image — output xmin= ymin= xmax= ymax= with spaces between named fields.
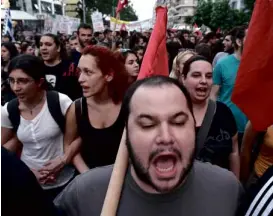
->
xmin=1 ymin=92 xmax=74 ymax=189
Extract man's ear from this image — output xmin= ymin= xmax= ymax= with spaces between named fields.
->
xmin=236 ymin=38 xmax=242 ymax=48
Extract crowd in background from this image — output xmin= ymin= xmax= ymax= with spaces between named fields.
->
xmin=1 ymin=22 xmax=273 ymax=216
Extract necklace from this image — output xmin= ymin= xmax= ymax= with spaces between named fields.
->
xmin=24 ymin=93 xmax=45 ymax=115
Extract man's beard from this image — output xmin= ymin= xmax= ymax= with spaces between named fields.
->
xmin=226 ymin=46 xmax=234 ymax=54
xmin=79 ymin=38 xmax=90 ymax=48
xmin=126 ymin=131 xmax=196 ymax=193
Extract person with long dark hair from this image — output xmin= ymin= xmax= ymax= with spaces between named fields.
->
xmin=1 ymin=42 xmax=19 ymax=73
xmin=40 ymin=33 xmax=82 ymax=100
xmin=116 ymin=49 xmax=140 ymax=84
xmin=1 ymin=55 xmax=79 ymax=200
xmin=21 ymin=42 xmax=35 ymax=55
xmin=1 ymin=42 xmax=19 ymax=105
xmin=14 ymin=42 xmax=22 ymax=54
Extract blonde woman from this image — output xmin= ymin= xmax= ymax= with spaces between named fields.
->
xmin=169 ymin=50 xmax=196 ymax=79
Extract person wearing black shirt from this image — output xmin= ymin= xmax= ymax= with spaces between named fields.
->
xmin=181 ymin=55 xmax=240 ymax=178
xmin=40 ymin=33 xmax=82 ymax=100
xmin=64 ymin=45 xmax=129 ymax=174
xmin=70 ymin=24 xmax=94 ymax=68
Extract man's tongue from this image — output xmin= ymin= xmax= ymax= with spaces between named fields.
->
xmin=155 ymin=157 xmax=174 ymax=170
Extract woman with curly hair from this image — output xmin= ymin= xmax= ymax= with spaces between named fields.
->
xmin=65 ymin=45 xmax=130 ymax=173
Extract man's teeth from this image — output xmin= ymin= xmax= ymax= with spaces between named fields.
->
xmin=157 ymin=165 xmax=174 ymax=172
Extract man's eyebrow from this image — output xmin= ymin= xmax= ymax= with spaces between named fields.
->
xmin=172 ymin=111 xmax=189 ymax=120
xmin=136 ymin=112 xmax=189 ymax=120
xmin=136 ymin=114 xmax=155 ymax=120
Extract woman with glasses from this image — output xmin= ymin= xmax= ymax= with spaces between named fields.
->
xmin=1 ymin=55 xmax=78 ymax=200
xmin=65 ymin=46 xmax=129 ymax=174
xmin=180 ymin=55 xmax=240 ymax=178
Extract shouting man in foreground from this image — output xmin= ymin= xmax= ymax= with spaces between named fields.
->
xmin=55 ymin=76 xmax=242 ymax=216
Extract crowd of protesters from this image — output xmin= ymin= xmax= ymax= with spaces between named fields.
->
xmin=1 ymin=22 xmax=273 ymax=216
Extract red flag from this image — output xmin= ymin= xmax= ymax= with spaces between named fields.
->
xmin=193 ymin=23 xmax=198 ymax=29
xmin=137 ymin=6 xmax=169 ymax=79
xmin=232 ymin=0 xmax=273 ymax=131
xmin=216 ymin=28 xmax=221 ymax=34
xmin=116 ymin=0 xmax=128 ymax=14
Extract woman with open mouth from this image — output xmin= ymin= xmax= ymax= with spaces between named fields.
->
xmin=1 ymin=55 xmax=77 ymax=201
xmin=64 ymin=45 xmax=130 ymax=174
xmin=180 ymin=55 xmax=240 ymax=178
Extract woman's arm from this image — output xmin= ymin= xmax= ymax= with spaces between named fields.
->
xmin=72 ymin=153 xmax=90 ymax=174
xmin=240 ymin=121 xmax=258 ymax=183
xmin=1 ymin=127 xmax=14 ymax=145
xmin=62 ymin=103 xmax=82 ymax=164
xmin=40 ymin=103 xmax=85 ymax=175
xmin=229 ymin=133 xmax=240 ymax=179
xmin=3 ymin=135 xmax=22 ymax=153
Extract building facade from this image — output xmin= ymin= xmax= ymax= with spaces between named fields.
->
xmin=229 ymin=0 xmax=245 ymax=10
xmin=159 ymin=0 xmax=245 ymax=27
xmin=10 ymin=0 xmax=65 ymax=17
xmin=165 ymin=0 xmax=198 ymax=27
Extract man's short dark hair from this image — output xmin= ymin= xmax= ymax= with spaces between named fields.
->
xmin=69 ymin=35 xmax=77 ymax=41
xmin=94 ymin=32 xmax=100 ymax=37
xmin=235 ymin=25 xmax=247 ymax=41
xmin=181 ymin=29 xmax=190 ymax=35
xmin=103 ymin=29 xmax=112 ymax=36
xmin=234 ymin=25 xmax=247 ymax=50
xmin=121 ymin=76 xmax=194 ymax=125
xmin=77 ymin=23 xmax=92 ymax=34
xmin=204 ymin=32 xmax=216 ymax=42
xmin=226 ymin=26 xmax=240 ymax=45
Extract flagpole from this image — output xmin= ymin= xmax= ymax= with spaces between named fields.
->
xmin=82 ymin=0 xmax=86 ymax=23
xmin=111 ymin=8 xmax=120 ymax=51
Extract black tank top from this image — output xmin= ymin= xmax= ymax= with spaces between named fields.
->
xmin=75 ymin=97 xmax=125 ymax=169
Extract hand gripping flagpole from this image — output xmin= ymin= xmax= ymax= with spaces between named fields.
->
xmin=100 ymin=1 xmax=168 ymax=216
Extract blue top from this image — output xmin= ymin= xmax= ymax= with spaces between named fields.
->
xmin=213 ymin=54 xmax=248 ymax=133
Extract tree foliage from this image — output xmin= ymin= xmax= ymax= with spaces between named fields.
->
xmin=244 ymin=0 xmax=255 ymax=19
xmin=192 ymin=0 xmax=213 ymax=27
xmin=244 ymin=0 xmax=255 ymax=12
xmin=86 ymin=0 xmax=138 ymax=21
xmin=191 ymin=0 xmax=249 ymax=32
xmin=184 ymin=16 xmax=193 ymax=25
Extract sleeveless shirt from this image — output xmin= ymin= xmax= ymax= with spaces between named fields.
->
xmin=75 ymin=97 xmax=125 ymax=169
